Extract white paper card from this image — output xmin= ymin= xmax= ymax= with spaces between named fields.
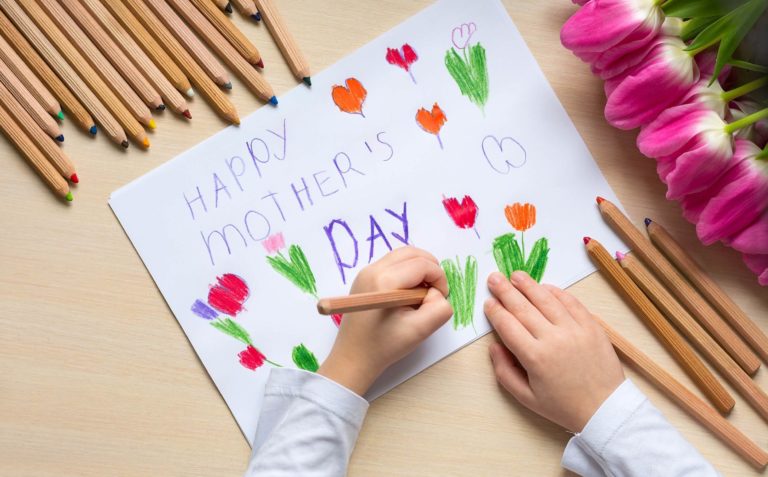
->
xmin=110 ymin=0 xmax=625 ymax=444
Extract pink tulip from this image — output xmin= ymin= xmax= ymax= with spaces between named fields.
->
xmin=696 ymin=140 xmax=768 ymax=245
xmin=726 ymin=211 xmax=768 ymax=255
xmin=695 ymin=50 xmax=732 ymax=84
xmin=742 ymin=253 xmax=768 ymax=286
xmin=730 ymin=100 xmax=768 ymax=147
xmin=680 ymin=79 xmax=727 ymax=118
xmin=605 ymin=37 xmax=699 ymax=129
xmin=637 ymin=102 xmax=732 ymax=199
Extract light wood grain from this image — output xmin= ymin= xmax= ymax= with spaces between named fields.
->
xmin=211 ymin=0 xmax=231 ymax=12
xmin=190 ymin=0 xmax=263 ymax=66
xmin=0 ymin=32 xmax=61 ymax=118
xmin=253 ymin=0 xmax=310 ymax=81
xmin=0 ymin=56 xmax=63 ymax=141
xmin=2 ymin=1 xmax=768 ymax=476
xmin=231 ymin=0 xmax=257 ymax=17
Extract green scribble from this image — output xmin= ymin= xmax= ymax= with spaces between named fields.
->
xmin=291 ymin=343 xmax=320 ymax=372
xmin=211 ymin=317 xmax=251 ymax=345
xmin=266 ymin=244 xmax=318 ymax=297
xmin=525 ymin=238 xmax=550 ymax=282
xmin=442 ymin=256 xmax=478 ymax=333
xmin=493 ymin=233 xmax=550 ymax=283
xmin=445 ymin=43 xmax=489 ymax=110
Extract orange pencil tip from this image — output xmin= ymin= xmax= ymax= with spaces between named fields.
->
xmin=596 ymin=196 xmax=605 ymax=204
xmin=583 ymin=236 xmax=591 ymax=245
xmin=143 ymin=138 xmax=150 ymax=148
xmin=70 ymin=173 xmax=79 ymax=184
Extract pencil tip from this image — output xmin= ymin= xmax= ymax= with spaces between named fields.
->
xmin=583 ymin=236 xmax=591 ymax=245
xmin=223 ymin=82 xmax=233 ymax=90
xmin=55 ymin=134 xmax=64 ymax=142
xmin=251 ymin=12 xmax=261 ymax=21
xmin=148 ymin=119 xmax=157 ymax=130
xmin=157 ymin=104 xmax=166 ymax=111
xmin=57 ymin=110 xmax=64 ymax=121
xmin=121 ymin=140 xmax=129 ymax=149
xmin=186 ymin=88 xmax=195 ymax=98
xmin=302 ymin=76 xmax=312 ymax=86
xmin=142 ymin=137 xmax=150 ymax=148
xmin=182 ymin=109 xmax=192 ymax=119
xmin=65 ymin=191 xmax=73 ymax=202
xmin=224 ymin=2 xmax=233 ymax=13
xmin=615 ymin=251 xmax=626 ymax=261
xmin=269 ymin=95 xmax=278 ymax=106
xmin=644 ymin=218 xmax=652 ymax=227
xmin=70 ymin=173 xmax=79 ymax=184
xmin=596 ymin=196 xmax=605 ymax=204
xmin=89 ymin=125 xmax=98 ymax=135
xmin=255 ymin=58 xmax=264 ymax=68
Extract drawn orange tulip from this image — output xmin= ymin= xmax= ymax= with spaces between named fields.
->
xmin=416 ymin=103 xmax=447 ymax=149
xmin=505 ymin=203 xmax=536 ymax=232
xmin=332 ymin=77 xmax=367 ymax=117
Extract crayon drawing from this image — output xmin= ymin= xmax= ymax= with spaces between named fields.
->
xmin=441 ymin=255 xmax=478 ymax=332
xmin=386 ymin=43 xmax=419 ymax=83
xmin=442 ymin=194 xmax=480 ymax=238
xmin=265 ymin=236 xmax=319 ymax=298
xmin=493 ymin=203 xmax=550 ymax=282
xmin=332 ymin=77 xmax=367 ymax=117
xmin=292 ymin=343 xmax=320 ymax=372
xmin=445 ymin=22 xmax=489 ymax=111
xmin=416 ymin=103 xmax=447 ymax=149
xmin=331 ymin=313 xmax=343 ymax=327
xmin=207 ymin=273 xmax=249 ymax=316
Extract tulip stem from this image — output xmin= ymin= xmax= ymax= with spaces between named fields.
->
xmin=686 ymin=38 xmax=721 ymax=57
xmin=721 ymin=77 xmax=768 ymax=102
xmin=724 ymin=107 xmax=768 ymax=134
xmin=758 ymin=144 xmax=768 ymax=160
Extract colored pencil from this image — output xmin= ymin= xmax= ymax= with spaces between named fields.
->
xmin=317 ymin=288 xmax=429 ymax=315
xmin=0 ymin=102 xmax=71 ymax=201
xmin=0 ymin=32 xmax=61 ymax=120
xmin=584 ymin=238 xmax=734 ymax=414
xmin=0 ymin=57 xmax=64 ymax=142
xmin=85 ymin=0 xmax=194 ymax=99
xmin=166 ymin=0 xmax=276 ymax=104
xmin=596 ymin=316 xmax=768 ymax=470
xmin=15 ymin=0 xmax=149 ymax=148
xmin=118 ymin=0 xmax=239 ymax=125
xmin=189 ymin=0 xmax=263 ymax=67
xmin=211 ymin=0 xmax=233 ymax=15
xmin=253 ymin=0 xmax=311 ymax=85
xmin=143 ymin=0 xmax=232 ymax=90
xmin=0 ymin=1 xmax=126 ymax=147
xmin=73 ymin=0 xmax=191 ymax=118
xmin=619 ymin=251 xmax=768 ymax=423
xmin=596 ymin=197 xmax=760 ymax=375
xmin=231 ymin=0 xmax=259 ymax=19
xmin=0 ymin=80 xmax=78 ymax=183
xmin=646 ymin=219 xmax=768 ymax=363
xmin=38 ymin=0 xmax=157 ymax=130
xmin=56 ymin=0 xmax=164 ymax=113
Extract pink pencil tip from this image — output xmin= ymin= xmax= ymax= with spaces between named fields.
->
xmin=583 ymin=236 xmax=591 ymax=245
xmin=615 ymin=251 xmax=626 ymax=261
xmin=70 ymin=173 xmax=79 ymax=184
xmin=255 ymin=58 xmax=264 ymax=68
xmin=182 ymin=109 xmax=192 ymax=119
xmin=596 ymin=196 xmax=605 ymax=204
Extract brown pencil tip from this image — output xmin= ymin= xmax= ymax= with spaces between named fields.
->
xmin=583 ymin=236 xmax=591 ymax=245
xmin=596 ymin=196 xmax=605 ymax=204
xmin=121 ymin=140 xmax=130 ymax=149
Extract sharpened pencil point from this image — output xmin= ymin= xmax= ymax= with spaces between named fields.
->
xmin=583 ymin=236 xmax=591 ymax=245
xmin=57 ymin=111 xmax=64 ymax=121
xmin=65 ymin=191 xmax=73 ymax=202
xmin=148 ymin=119 xmax=157 ymax=130
xmin=70 ymin=173 xmax=79 ymax=184
xmin=596 ymin=196 xmax=605 ymax=204
xmin=121 ymin=140 xmax=129 ymax=148
xmin=303 ymin=76 xmax=312 ymax=86
xmin=644 ymin=218 xmax=652 ymax=227
xmin=157 ymin=104 xmax=166 ymax=111
xmin=224 ymin=82 xmax=233 ymax=90
xmin=182 ymin=109 xmax=192 ymax=119
xmin=255 ymin=58 xmax=264 ymax=68
xmin=251 ymin=13 xmax=260 ymax=21
xmin=186 ymin=88 xmax=195 ymax=98
xmin=224 ymin=2 xmax=233 ymax=14
xmin=615 ymin=251 xmax=626 ymax=261
xmin=89 ymin=125 xmax=98 ymax=135
xmin=269 ymin=96 xmax=278 ymax=106
xmin=55 ymin=134 xmax=64 ymax=142
xmin=142 ymin=137 xmax=150 ymax=148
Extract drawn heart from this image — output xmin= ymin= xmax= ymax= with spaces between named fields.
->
xmin=385 ymin=43 xmax=418 ymax=72
xmin=332 ymin=78 xmax=367 ymax=116
xmin=481 ymin=135 xmax=527 ymax=174
xmin=451 ymin=22 xmax=477 ymax=50
xmin=442 ymin=195 xmax=478 ymax=229
xmin=208 ymin=273 xmax=250 ymax=316
xmin=415 ymin=103 xmax=447 ymax=135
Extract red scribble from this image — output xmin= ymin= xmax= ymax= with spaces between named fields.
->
xmin=442 ymin=195 xmax=478 ymax=229
xmin=331 ymin=313 xmax=343 ymax=327
xmin=238 ymin=345 xmax=265 ymax=370
xmin=386 ymin=44 xmax=418 ymax=71
xmin=208 ymin=273 xmax=250 ymax=316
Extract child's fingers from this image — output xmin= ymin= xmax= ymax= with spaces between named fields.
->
xmin=543 ymin=285 xmax=597 ymax=329
xmin=387 ymin=257 xmax=448 ymax=296
xmin=510 ymin=272 xmax=572 ymax=326
xmin=406 ymin=287 xmax=453 ymax=337
xmin=487 ymin=272 xmax=551 ymax=338
xmin=489 ymin=342 xmax=536 ymax=408
xmin=484 ymin=296 xmax=536 ymax=358
xmin=377 ymin=245 xmax=439 ymax=268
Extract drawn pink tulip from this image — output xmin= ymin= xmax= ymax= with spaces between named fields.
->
xmin=238 ymin=345 xmax=266 ymax=370
xmin=262 ymin=232 xmax=286 ymax=254
xmin=386 ymin=44 xmax=419 ymax=83
xmin=637 ymin=102 xmax=733 ymax=200
xmin=604 ymin=37 xmax=699 ymax=130
xmin=742 ymin=253 xmax=768 ymax=286
xmin=451 ymin=22 xmax=476 ymax=50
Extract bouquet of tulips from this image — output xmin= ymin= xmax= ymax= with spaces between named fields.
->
xmin=560 ymin=0 xmax=768 ymax=285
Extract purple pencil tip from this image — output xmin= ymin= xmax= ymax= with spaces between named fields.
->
xmin=644 ymin=218 xmax=652 ymax=227
xmin=55 ymin=134 xmax=64 ymax=142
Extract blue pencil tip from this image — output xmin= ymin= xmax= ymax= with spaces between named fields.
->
xmin=644 ymin=218 xmax=652 ymax=227
xmin=269 ymin=95 xmax=278 ymax=106
xmin=56 ymin=134 xmax=64 ymax=142
xmin=89 ymin=125 xmax=98 ymax=135
xmin=302 ymin=76 xmax=311 ymax=86
xmin=251 ymin=12 xmax=261 ymax=21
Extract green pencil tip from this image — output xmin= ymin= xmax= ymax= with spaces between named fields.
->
xmin=57 ymin=111 xmax=64 ymax=121
xmin=302 ymin=76 xmax=312 ymax=86
xmin=65 ymin=191 xmax=73 ymax=202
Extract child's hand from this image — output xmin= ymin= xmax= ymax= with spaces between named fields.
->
xmin=484 ymin=271 xmax=625 ymax=432
xmin=318 ymin=246 xmax=453 ymax=396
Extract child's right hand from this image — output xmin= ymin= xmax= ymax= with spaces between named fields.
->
xmin=484 ymin=271 xmax=625 ymax=433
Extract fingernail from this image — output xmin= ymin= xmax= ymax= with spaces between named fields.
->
xmin=488 ymin=272 xmax=503 ymax=286
xmin=510 ymin=271 xmax=525 ymax=284
xmin=484 ymin=297 xmax=497 ymax=309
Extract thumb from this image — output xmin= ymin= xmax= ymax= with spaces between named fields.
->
xmin=489 ymin=342 xmax=536 ymax=409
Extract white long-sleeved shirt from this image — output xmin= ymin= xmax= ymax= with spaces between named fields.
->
xmin=245 ymin=369 xmax=719 ymax=476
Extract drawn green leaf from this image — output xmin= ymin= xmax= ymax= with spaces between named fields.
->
xmin=266 ymin=244 xmax=318 ymax=297
xmin=291 ymin=343 xmax=320 ymax=372
xmin=211 ymin=317 xmax=252 ymax=345
xmin=524 ymin=238 xmax=550 ymax=283
xmin=492 ymin=233 xmax=525 ymax=279
xmin=442 ymin=255 xmax=478 ymax=332
xmin=445 ymin=42 xmax=489 ymax=109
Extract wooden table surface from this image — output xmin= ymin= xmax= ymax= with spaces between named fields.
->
xmin=2 ymin=1 xmax=767 ymax=475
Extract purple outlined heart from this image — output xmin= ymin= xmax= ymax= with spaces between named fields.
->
xmin=481 ymin=134 xmax=527 ymax=174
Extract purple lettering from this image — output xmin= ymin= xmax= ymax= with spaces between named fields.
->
xmin=367 ymin=215 xmax=392 ymax=262
xmin=266 ymin=118 xmax=287 ymax=161
xmin=201 ymin=224 xmax=247 ymax=266
xmin=244 ymin=210 xmax=271 ymax=241
xmin=376 ymin=131 xmax=394 ymax=162
xmin=246 ymin=136 xmax=270 ymax=177
xmin=213 ymin=173 xmax=231 ymax=208
xmin=261 ymin=190 xmax=286 ymax=222
xmin=323 ymin=219 xmax=358 ymax=284
xmin=385 ymin=202 xmax=409 ymax=245
xmin=313 ymin=170 xmax=338 ymax=197
xmin=184 ymin=186 xmax=207 ymax=220
xmin=333 ymin=152 xmax=365 ymax=188
xmin=226 ymin=155 xmax=246 ymax=191
xmin=290 ymin=177 xmax=313 ymax=211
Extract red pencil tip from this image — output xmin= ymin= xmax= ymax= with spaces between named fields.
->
xmin=596 ymin=196 xmax=605 ymax=204
xmin=70 ymin=173 xmax=79 ymax=184
xmin=583 ymin=236 xmax=591 ymax=245
xmin=182 ymin=109 xmax=192 ymax=119
xmin=255 ymin=58 xmax=264 ymax=68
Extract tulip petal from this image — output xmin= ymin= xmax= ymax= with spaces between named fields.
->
xmin=727 ymin=212 xmax=768 ymax=254
xmin=742 ymin=253 xmax=768 ymax=286
xmin=561 ymin=0 xmax=658 ymax=54
xmin=665 ymin=136 xmax=732 ymax=200
xmin=638 ymin=103 xmax=709 ymax=158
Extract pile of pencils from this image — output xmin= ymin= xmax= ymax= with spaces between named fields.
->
xmin=0 ymin=0 xmax=311 ymax=202
xmin=587 ymin=198 xmax=768 ymax=469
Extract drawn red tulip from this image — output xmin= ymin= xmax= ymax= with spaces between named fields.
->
xmin=208 ymin=273 xmax=250 ymax=316
xmin=442 ymin=195 xmax=480 ymax=238
xmin=386 ymin=43 xmax=419 ymax=83
xmin=238 ymin=345 xmax=266 ymax=370
xmin=331 ymin=313 xmax=343 ymax=327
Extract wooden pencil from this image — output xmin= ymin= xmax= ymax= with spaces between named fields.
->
xmin=143 ymin=0 xmax=232 ymax=90
xmin=0 ymin=102 xmax=71 ymax=201
xmin=55 ymin=0 xmax=163 ymax=113
xmin=646 ymin=219 xmax=768 ymax=363
xmin=84 ymin=0 xmax=194 ymax=99
xmin=189 ymin=0 xmax=263 ymax=67
xmin=15 ymin=0 xmax=149 ymax=148
xmin=596 ymin=197 xmax=760 ymax=375
xmin=72 ymin=0 xmax=190 ymax=118
xmin=0 ymin=1 xmax=126 ymax=146
xmin=211 ymin=0 xmax=233 ymax=15
xmin=584 ymin=237 xmax=734 ymax=414
xmin=253 ymin=0 xmax=311 ymax=85
xmin=0 ymin=80 xmax=78 ymax=183
xmin=38 ymin=0 xmax=157 ymax=130
xmin=0 ymin=32 xmax=62 ymax=120
xmin=118 ymin=0 xmax=239 ymax=125
xmin=596 ymin=316 xmax=768 ymax=470
xmin=619 ymin=251 xmax=768 ymax=423
xmin=0 ymin=56 xmax=64 ymax=142
xmin=166 ymin=0 xmax=276 ymax=103
xmin=231 ymin=0 xmax=258 ymax=19
xmin=317 ymin=288 xmax=429 ymax=315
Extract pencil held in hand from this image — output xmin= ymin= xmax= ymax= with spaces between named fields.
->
xmin=317 ymin=288 xmax=429 ymax=315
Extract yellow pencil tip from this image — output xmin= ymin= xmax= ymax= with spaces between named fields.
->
xmin=149 ymin=119 xmax=157 ymax=129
